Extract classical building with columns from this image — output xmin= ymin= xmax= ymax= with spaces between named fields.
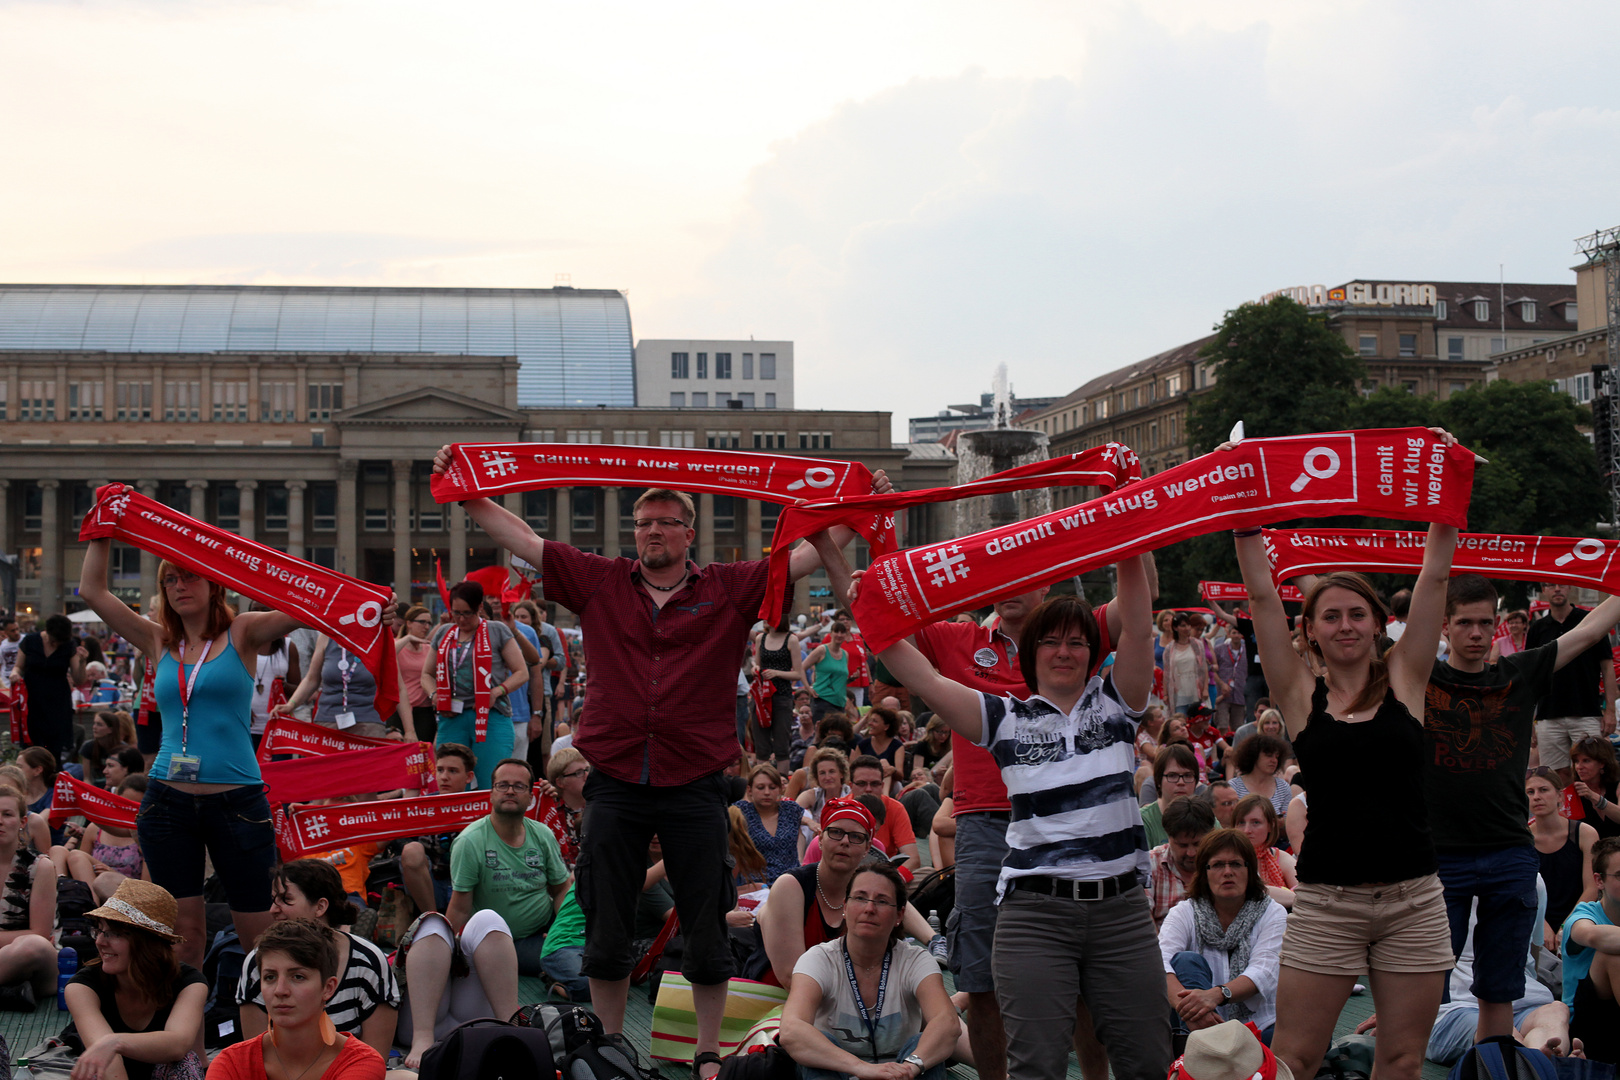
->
xmin=0 ymin=285 xmax=953 ymax=620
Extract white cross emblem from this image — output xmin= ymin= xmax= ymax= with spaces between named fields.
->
xmin=480 ymin=451 xmax=519 ymax=478
xmin=304 ymin=814 xmax=329 ymax=840
xmin=922 ymin=544 xmax=969 ymax=588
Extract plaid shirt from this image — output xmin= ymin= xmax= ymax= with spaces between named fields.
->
xmin=1147 ymin=843 xmax=1193 ymax=927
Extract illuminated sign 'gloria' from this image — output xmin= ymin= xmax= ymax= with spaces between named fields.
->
xmin=1260 ymin=282 xmax=1439 ymax=307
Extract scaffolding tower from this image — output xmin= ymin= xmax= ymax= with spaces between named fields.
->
xmin=1577 ymin=226 xmax=1620 ymax=525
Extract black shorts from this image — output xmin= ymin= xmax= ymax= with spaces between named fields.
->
xmin=136 ymin=710 xmax=163 ymax=755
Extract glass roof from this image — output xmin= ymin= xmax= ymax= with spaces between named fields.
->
xmin=0 ymin=285 xmax=635 ymax=407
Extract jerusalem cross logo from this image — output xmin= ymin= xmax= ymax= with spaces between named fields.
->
xmin=480 ymin=451 xmax=519 ymax=479
xmin=922 ymin=544 xmax=969 ymax=588
xmin=304 ymin=815 xmax=329 ymax=840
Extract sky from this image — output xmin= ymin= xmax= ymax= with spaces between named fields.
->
xmin=3 ymin=0 xmax=1619 ymax=441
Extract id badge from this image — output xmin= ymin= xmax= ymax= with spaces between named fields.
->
xmin=449 ymin=699 xmax=465 ymax=715
xmin=335 ymin=711 xmax=357 ymax=729
xmin=168 ymin=754 xmax=202 ymax=782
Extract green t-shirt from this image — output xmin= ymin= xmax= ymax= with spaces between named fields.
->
xmin=540 ymin=886 xmax=585 ymax=957
xmin=1141 ymin=800 xmax=1167 ymax=849
xmin=813 ymin=645 xmax=850 ymax=707
xmin=450 ymin=816 xmax=570 ymax=939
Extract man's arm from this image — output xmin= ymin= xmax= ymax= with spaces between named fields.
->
xmin=549 ymin=873 xmax=572 ymax=914
xmin=444 ymin=889 xmax=474 ymax=935
xmin=1568 ymin=916 xmax=1620 ymax=954
xmin=1551 ymin=594 xmax=1620 ymax=671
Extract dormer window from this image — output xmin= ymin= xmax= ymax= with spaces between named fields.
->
xmin=1435 ymin=300 xmax=1447 ymax=319
xmin=1520 ymin=301 xmax=1536 ymax=322
xmin=1473 ymin=300 xmax=1489 ymax=321
xmin=1566 ymin=302 xmax=1579 ymax=322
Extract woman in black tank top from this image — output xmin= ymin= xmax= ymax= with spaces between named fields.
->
xmin=1229 ymin=429 xmax=1467 ymax=1080
xmin=1529 ymin=767 xmax=1597 ymax=942
xmin=750 ymin=622 xmax=804 ymax=768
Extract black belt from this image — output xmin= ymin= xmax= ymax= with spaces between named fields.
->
xmin=1010 ymin=871 xmax=1140 ymax=901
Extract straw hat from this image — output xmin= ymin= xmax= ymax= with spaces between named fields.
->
xmin=1173 ymin=1021 xmax=1293 ymax=1080
xmin=84 ymin=879 xmax=182 ymax=943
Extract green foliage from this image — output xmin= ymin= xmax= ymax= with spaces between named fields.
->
xmin=1186 ymin=297 xmax=1366 ymax=452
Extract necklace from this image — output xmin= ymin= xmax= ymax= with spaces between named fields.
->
xmin=816 ymin=879 xmax=846 ymax=912
xmin=644 ymin=571 xmax=689 ymax=593
xmin=268 ymin=1037 xmax=328 ymax=1080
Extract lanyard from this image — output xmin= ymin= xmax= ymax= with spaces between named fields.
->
xmin=337 ymin=647 xmax=351 ymax=709
xmin=175 ymin=638 xmax=215 ymax=753
xmin=840 ymin=940 xmax=892 ymax=1053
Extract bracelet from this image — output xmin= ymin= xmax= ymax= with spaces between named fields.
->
xmin=1599 ymin=796 xmax=1609 ymax=812
xmin=1232 ymin=527 xmax=1262 ymax=538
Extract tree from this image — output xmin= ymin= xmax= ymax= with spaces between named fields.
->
xmin=1186 ymin=297 xmax=1366 ymax=453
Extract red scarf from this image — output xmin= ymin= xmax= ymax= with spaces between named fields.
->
xmin=6 ymin=679 xmax=26 ymax=747
xmin=79 ymin=484 xmax=401 ymax=722
xmin=435 ymin=620 xmax=493 ymax=741
xmin=853 ymin=429 xmax=1477 ymax=650
xmin=264 ymin=677 xmax=286 ymax=719
xmin=1201 ymin=581 xmax=1303 ymax=603
xmin=1264 ymin=528 xmax=1620 ymax=592
xmin=136 ymin=662 xmax=157 ymax=727
xmin=273 ymin=783 xmax=541 ymax=860
xmin=49 ymin=774 xmax=139 ymax=832
xmin=749 ymin=669 xmax=775 ymax=729
xmin=255 ymin=716 xmax=398 ymax=763
xmin=260 ymin=740 xmax=438 ymax=804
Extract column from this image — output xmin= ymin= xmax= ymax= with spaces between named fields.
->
xmin=337 ymin=460 xmax=358 ymax=577
xmin=554 ymin=487 xmax=572 ymax=547
xmin=744 ymin=499 xmax=763 ymax=560
xmin=602 ymin=486 xmax=620 ymax=559
xmin=285 ymin=481 xmax=307 ymax=560
xmin=698 ymin=492 xmax=715 ymax=566
xmin=187 ymin=479 xmax=208 ymax=519
xmin=449 ymin=502 xmax=467 ymax=584
xmin=137 ymin=481 xmax=159 ymax=607
xmin=0 ymin=480 xmax=10 ymax=565
xmin=38 ymin=480 xmax=60 ymax=615
xmin=235 ymin=480 xmax=257 ymax=542
xmin=393 ymin=460 xmax=414 ymax=602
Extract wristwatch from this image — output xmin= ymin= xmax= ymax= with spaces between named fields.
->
xmin=1218 ymin=984 xmax=1233 ymax=1002
xmin=904 ymin=1054 xmax=926 ymax=1074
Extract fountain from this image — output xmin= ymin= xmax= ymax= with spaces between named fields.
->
xmin=955 ymin=364 xmax=1050 ymax=537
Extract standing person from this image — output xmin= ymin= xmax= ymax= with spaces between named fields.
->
xmin=420 ymin=581 xmax=527 ymax=790
xmin=861 ymin=551 xmax=1171 ymax=1080
xmin=1164 ymin=613 xmax=1209 ymax=718
xmin=750 ymin=617 xmax=805 ymax=771
xmin=79 ymin=543 xmax=313 ymax=968
xmin=13 ymin=612 xmax=86 ymax=764
xmin=1207 ymin=602 xmax=1268 ymax=725
xmin=1212 ymin=627 xmax=1246 ymax=733
xmin=1420 ymin=575 xmax=1620 ymax=1047
xmin=1230 ymin=434 xmax=1460 ymax=1080
xmin=247 ymin=619 xmax=298 ymax=749
xmin=1528 ymin=767 xmax=1597 ymax=952
xmin=278 ymin=633 xmax=414 ymax=742
xmin=1487 ymin=610 xmax=1529 ymax=663
xmin=513 ymin=599 xmax=564 ymax=763
xmin=1527 ymin=581 xmax=1618 ymax=786
xmin=843 ymin=630 xmax=872 ymax=709
xmin=0 ymin=616 xmax=20 ymax=682
xmin=490 ymin=594 xmax=546 ymax=763
xmin=395 ymin=606 xmax=439 ymax=746
xmin=805 ymin=624 xmax=853 ymax=726
xmin=430 ymin=445 xmax=888 ymax=1080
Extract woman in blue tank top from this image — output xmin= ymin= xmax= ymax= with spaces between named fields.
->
xmin=79 ymin=540 xmax=321 ymax=968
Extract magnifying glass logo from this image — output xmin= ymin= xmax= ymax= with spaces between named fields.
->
xmin=1290 ymin=447 xmax=1342 ymax=492
xmin=1555 ymin=538 xmax=1607 ymax=567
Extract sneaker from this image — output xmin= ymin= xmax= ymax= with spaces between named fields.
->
xmin=928 ymin=934 xmax=949 ymax=966
xmin=0 ymin=980 xmax=36 ymax=1011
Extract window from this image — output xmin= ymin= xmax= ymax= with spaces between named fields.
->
xmin=1165 ymin=374 xmax=1182 ymax=395
xmin=261 ymin=381 xmax=296 ymax=422
xmin=571 ymin=489 xmax=596 ymax=531
xmin=707 ymin=430 xmax=741 ymax=449
xmin=311 ymin=483 xmax=337 ymax=532
xmin=738 ymin=392 xmax=755 ymax=408
xmin=1150 ymin=422 xmax=1159 ymax=450
xmin=1521 ymin=301 xmax=1536 ymax=322
xmin=361 ymin=464 xmax=389 ymax=531
xmin=1447 ymin=336 xmax=1464 ymax=361
xmin=669 ymin=392 xmax=685 ymax=407
xmin=1435 ymin=300 xmax=1447 ymax=319
xmin=1402 ymin=380 xmax=1419 ymax=393
xmin=1398 ymin=333 xmax=1417 ymax=357
xmin=1096 ymin=398 xmax=1109 ymax=419
xmin=1169 ymin=416 xmax=1178 ymax=444
xmin=305 ymin=547 xmax=335 ymax=569
xmin=523 ymin=491 xmax=549 ymax=529
xmin=800 ymin=431 xmax=833 ymax=450
xmin=715 ymin=353 xmax=732 ymax=380
xmin=115 ymin=381 xmax=151 ymax=422
xmin=1129 ymin=388 xmax=1139 ymax=408
xmin=1573 ymin=373 xmax=1594 ymax=404
xmin=164 ymin=381 xmax=201 ymax=422
xmin=742 ymin=353 xmax=754 ymax=379
xmin=754 ymin=431 xmax=787 ymax=449
xmin=1358 ymin=334 xmax=1377 ymax=356
xmin=217 ymin=486 xmax=241 ymax=531
xmin=264 ymin=487 xmax=289 ymax=531
xmin=23 ymin=485 xmax=42 ymax=532
xmin=307 ymin=382 xmax=343 ymax=422
xmin=612 ymin=430 xmax=649 ymax=445
xmin=18 ymin=379 xmax=55 ymax=421
xmin=692 ymin=392 xmax=709 ymax=407
xmin=760 ymin=353 xmax=776 ymax=380
xmin=696 ymin=353 xmax=708 ymax=379
xmin=713 ymin=495 xmax=737 ymax=531
xmin=1490 ymin=337 xmax=1506 ymax=354
xmin=765 ymin=392 xmax=776 ymax=408
xmin=659 ymin=430 xmax=695 ymax=448
xmin=1449 ymin=381 xmax=1467 ymax=397
xmin=1474 ymin=300 xmax=1489 ymax=321
xmin=69 ymin=381 xmax=104 ymax=421
xmin=670 ymin=352 xmax=690 ymax=379
xmin=0 ymin=379 xmax=6 ymax=420
xmin=213 ymin=380 xmax=249 ymax=421
xmin=1567 ymin=302 xmax=1580 ymax=322
xmin=565 ymin=430 xmax=604 ymax=443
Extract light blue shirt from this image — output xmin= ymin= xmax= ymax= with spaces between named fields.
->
xmin=1562 ymin=898 xmax=1617 ymax=1010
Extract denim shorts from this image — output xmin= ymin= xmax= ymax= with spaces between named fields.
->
xmin=137 ymin=779 xmax=277 ymax=911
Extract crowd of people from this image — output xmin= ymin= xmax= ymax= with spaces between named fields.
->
xmin=0 ymin=429 xmax=1616 ymax=1080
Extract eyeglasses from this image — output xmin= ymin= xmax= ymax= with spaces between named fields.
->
xmin=161 ymin=571 xmax=202 ymax=589
xmin=847 ymin=894 xmax=898 ymax=911
xmin=409 ymin=617 xmax=432 ymax=626
xmin=1162 ymin=772 xmax=1197 ymax=784
xmin=492 ymin=781 xmax=530 ymax=793
xmin=633 ymin=517 xmax=690 ymax=531
xmin=90 ymin=922 xmax=129 ymax=940
xmin=1207 ymin=860 xmax=1247 ymax=872
xmin=823 ymin=826 xmax=870 ymax=846
xmin=1036 ymin=637 xmax=1091 ymax=651
xmin=451 ymin=607 xmax=476 ymax=618
xmin=559 ymin=769 xmax=590 ymax=781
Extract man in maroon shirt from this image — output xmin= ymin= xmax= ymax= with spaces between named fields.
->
xmin=430 ymin=451 xmax=886 ymax=1076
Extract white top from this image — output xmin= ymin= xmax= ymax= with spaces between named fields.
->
xmin=249 ymin=647 xmax=290 ymax=735
xmin=792 ymin=939 xmax=939 ymax=1062
xmin=1157 ymin=898 xmax=1289 ymax=1033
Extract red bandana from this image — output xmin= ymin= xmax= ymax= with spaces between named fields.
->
xmin=436 ymin=619 xmax=493 ymax=741
xmin=79 ymin=484 xmax=401 ymax=722
xmin=49 ymin=774 xmax=139 ymax=832
xmin=853 ymin=429 xmax=1476 ymax=650
xmin=1265 ymin=527 xmax=1620 ymax=592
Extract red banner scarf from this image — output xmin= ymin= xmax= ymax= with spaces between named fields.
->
xmin=79 ymin=485 xmax=401 ymax=722
xmin=435 ymin=558 xmax=451 ymax=612
xmin=264 ymin=677 xmax=286 ymax=719
xmin=435 ymin=619 xmax=492 ymax=741
xmin=259 ymin=740 xmax=438 ymax=805
xmin=852 ymin=429 xmax=1477 ymax=650
xmin=749 ymin=670 xmax=775 ymax=729
xmin=760 ymin=443 xmax=1142 ymax=622
xmin=1200 ymin=581 xmax=1303 ymax=603
xmin=1263 ymin=528 xmax=1620 ymax=592
xmin=49 ymin=774 xmax=139 ymax=832
xmin=255 ymin=716 xmax=399 ymax=763
xmin=273 ymin=783 xmax=543 ymax=860
xmin=136 ymin=663 xmax=157 ymax=727
xmin=6 ymin=679 xmax=26 ymax=747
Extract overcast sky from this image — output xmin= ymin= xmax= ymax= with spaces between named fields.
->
xmin=4 ymin=0 xmax=1618 ymax=440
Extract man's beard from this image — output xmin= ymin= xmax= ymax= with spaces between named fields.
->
xmin=640 ymin=547 xmax=680 ymax=570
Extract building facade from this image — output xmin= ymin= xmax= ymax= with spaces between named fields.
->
xmin=634 ymin=339 xmax=794 ymax=410
xmin=908 ymin=393 xmax=1060 ymax=443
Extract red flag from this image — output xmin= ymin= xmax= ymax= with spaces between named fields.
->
xmin=1562 ymin=785 xmax=1586 ymax=821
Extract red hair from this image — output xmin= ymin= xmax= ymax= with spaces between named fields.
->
xmin=154 ymin=560 xmax=235 ymax=647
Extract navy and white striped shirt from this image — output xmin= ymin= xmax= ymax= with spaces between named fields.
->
xmin=975 ymin=672 xmax=1148 ymax=900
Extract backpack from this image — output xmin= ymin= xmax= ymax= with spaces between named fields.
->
xmin=418 ymin=1017 xmax=557 ymax=1080
xmin=1446 ymin=1037 xmax=1558 ymax=1080
xmin=201 ymin=927 xmax=246 ymax=1050
xmin=552 ymin=1005 xmax=663 ymax=1080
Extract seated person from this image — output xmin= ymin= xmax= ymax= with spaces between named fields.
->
xmin=51 ymin=774 xmax=149 ymax=902
xmin=786 ymin=720 xmax=856 ymax=799
xmin=1141 ymin=744 xmax=1201 ymax=847
xmin=539 ymin=883 xmax=588 ymax=1002
xmin=1148 ymin=797 xmax=1216 ymax=928
xmin=79 ymin=709 xmax=137 ymax=785
xmin=64 ymin=878 xmax=206 ymax=1080
xmin=393 ymin=742 xmax=476 ymax=915
xmin=1562 ymin=836 xmax=1620 ymax=1064
xmin=797 ymin=748 xmax=853 ymax=828
xmin=237 ymin=860 xmax=399 ymax=1058
xmin=1231 ymin=794 xmax=1296 ymax=909
xmin=534 ymin=747 xmax=588 ymax=869
xmin=848 ymin=755 xmax=920 ymax=873
xmin=735 ymin=764 xmax=809 ymax=885
xmin=393 ymin=903 xmax=521 ymax=1067
xmin=0 ymin=782 xmax=58 ymax=1009
xmin=101 ymin=747 xmax=145 ymax=791
xmin=898 ymin=715 xmax=951 ymax=840
xmin=778 ymin=863 xmax=958 ymax=1080
xmin=1157 ymin=829 xmax=1287 ymax=1044
xmin=209 ymin=918 xmax=387 ymax=1080
xmin=927 ymin=770 xmax=955 ymax=871
xmin=1207 ymin=781 xmax=1239 ymax=829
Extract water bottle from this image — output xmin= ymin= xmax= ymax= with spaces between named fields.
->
xmin=927 ymin=909 xmax=942 ymax=935
xmin=57 ymin=946 xmax=77 ymax=1010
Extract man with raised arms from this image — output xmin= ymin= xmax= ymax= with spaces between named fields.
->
xmin=431 ymin=446 xmax=888 ymax=1079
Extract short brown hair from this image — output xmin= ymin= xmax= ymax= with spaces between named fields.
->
xmin=632 ymin=488 xmax=695 ymax=524
xmin=493 ymin=758 xmax=535 ymax=787
xmin=1018 ymin=596 xmax=1101 ymax=694
xmin=436 ymin=743 xmax=477 ymax=773
xmin=746 ymin=763 xmax=783 ymax=789
xmin=1594 ymin=836 xmax=1620 ymax=879
xmin=545 ymin=747 xmax=585 ymax=785
xmin=1152 ymin=743 xmax=1198 ymax=790
xmin=1189 ymin=829 xmax=1266 ymax=903
xmin=807 ymin=746 xmax=850 ymax=782
xmin=1231 ymin=793 xmax=1280 ymax=847
xmin=256 ymin=918 xmax=339 ymax=981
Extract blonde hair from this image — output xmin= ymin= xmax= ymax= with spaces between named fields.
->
xmin=632 ymin=488 xmax=696 ymax=524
